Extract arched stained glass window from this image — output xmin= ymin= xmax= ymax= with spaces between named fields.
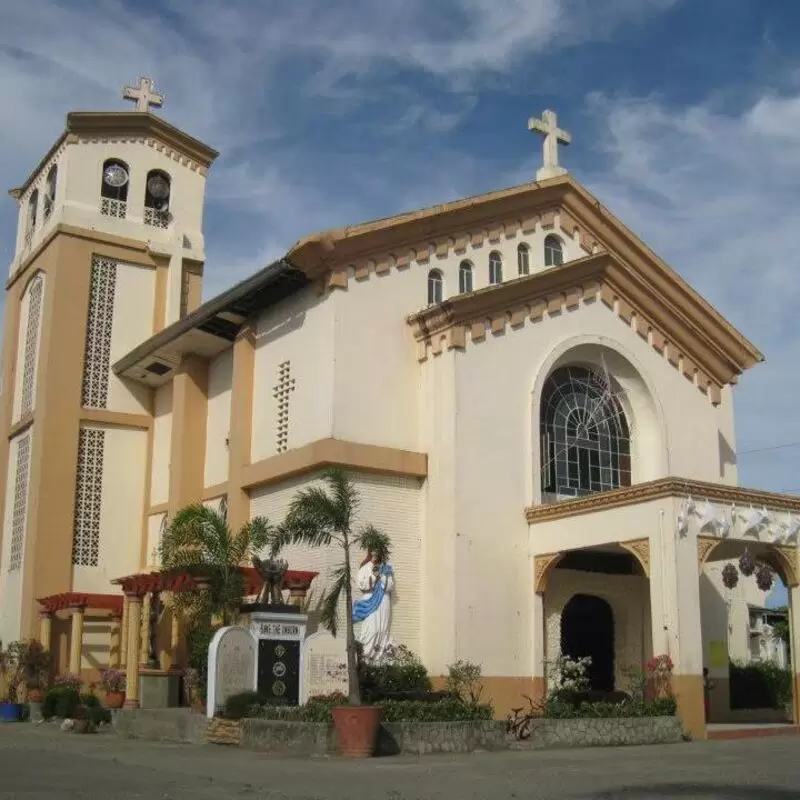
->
xmin=540 ymin=366 xmax=631 ymax=498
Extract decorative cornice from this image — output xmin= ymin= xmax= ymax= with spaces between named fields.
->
xmin=406 ymin=251 xmax=751 ymax=401
xmin=697 ymin=535 xmax=718 ymax=565
xmin=619 ymin=538 xmax=650 ymax=577
xmin=526 ymin=477 xmax=800 ymax=524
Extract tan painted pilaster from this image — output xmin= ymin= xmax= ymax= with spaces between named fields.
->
xmin=109 ymin=613 xmax=122 ymax=669
xmin=123 ymin=595 xmax=142 ymax=708
xmin=168 ymin=355 xmax=209 ymax=517
xmin=120 ymin=597 xmax=129 ymax=667
xmin=139 ymin=593 xmax=152 ymax=666
xmin=39 ymin=612 xmax=52 ymax=650
xmin=69 ymin=606 xmax=85 ymax=675
xmin=227 ymin=326 xmax=255 ymax=530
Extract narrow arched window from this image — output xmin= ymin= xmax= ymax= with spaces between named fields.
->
xmin=100 ymin=159 xmax=129 ymax=218
xmin=24 ymin=191 xmax=38 ymax=249
xmin=43 ymin=165 xmax=57 ymax=220
xmin=427 ymin=269 xmax=443 ymax=305
xmin=517 ymin=243 xmax=530 ymax=275
xmin=489 ymin=251 xmax=503 ymax=285
xmin=459 ymin=260 xmax=473 ymax=294
xmin=544 ymin=235 xmax=563 ymax=267
xmin=144 ymin=170 xmax=171 ymax=229
xmin=540 ymin=366 xmax=631 ymax=499
xmin=18 ymin=274 xmax=44 ymax=417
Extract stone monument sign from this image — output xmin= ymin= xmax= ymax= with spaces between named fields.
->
xmin=300 ymin=630 xmax=349 ymax=704
xmin=248 ymin=609 xmax=308 ymax=706
xmin=206 ymin=626 xmax=256 ymax=718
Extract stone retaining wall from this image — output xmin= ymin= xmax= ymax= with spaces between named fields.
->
xmin=112 ymin=710 xmax=683 ymax=755
xmin=511 ymin=717 xmax=684 ymax=750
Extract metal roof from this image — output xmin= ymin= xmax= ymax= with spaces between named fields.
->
xmin=113 ymin=257 xmax=309 ymax=387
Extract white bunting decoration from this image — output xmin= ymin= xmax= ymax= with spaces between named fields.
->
xmin=696 ymin=501 xmax=720 ymax=533
xmin=738 ymin=507 xmax=770 ymax=538
xmin=781 ymin=515 xmax=800 ymax=545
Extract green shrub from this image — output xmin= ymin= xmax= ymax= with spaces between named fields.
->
xmin=359 ymin=646 xmax=431 ymax=703
xmin=187 ymin=622 xmax=222 ymax=702
xmin=223 ymin=690 xmax=268 ymax=720
xmin=730 ymin=661 xmax=792 ymax=710
xmin=446 ymin=660 xmax=484 ymax=705
xmin=543 ymin=695 xmax=677 ymax=719
xmin=42 ymin=686 xmax=80 ymax=719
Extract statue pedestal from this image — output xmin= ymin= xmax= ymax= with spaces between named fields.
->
xmin=240 ymin=605 xmax=308 ymax=707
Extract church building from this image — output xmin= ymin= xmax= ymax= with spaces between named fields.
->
xmin=1 ymin=79 xmax=798 ymax=740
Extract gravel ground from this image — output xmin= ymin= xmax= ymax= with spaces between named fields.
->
xmin=1 ymin=724 xmax=798 ymax=799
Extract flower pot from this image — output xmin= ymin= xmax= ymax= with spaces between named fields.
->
xmin=105 ymin=691 xmax=125 ymax=709
xmin=332 ymin=705 xmax=382 ymax=758
xmin=27 ymin=687 xmax=43 ymax=703
xmin=0 ymin=703 xmax=21 ymax=723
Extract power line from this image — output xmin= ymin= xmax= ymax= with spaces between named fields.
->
xmin=738 ymin=441 xmax=800 ymax=456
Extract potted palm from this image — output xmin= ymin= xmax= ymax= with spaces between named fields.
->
xmin=0 ymin=643 xmax=23 ymax=722
xmin=11 ymin=640 xmax=50 ymax=703
xmin=273 ymin=468 xmax=391 ymax=758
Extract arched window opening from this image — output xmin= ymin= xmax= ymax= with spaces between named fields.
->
xmin=19 ymin=274 xmax=44 ymax=416
xmin=489 ymin=251 xmax=503 ymax=285
xmin=100 ymin=159 xmax=129 ymax=219
xmin=24 ymin=190 xmax=38 ymax=248
xmin=427 ymin=269 xmax=443 ymax=306
xmin=540 ymin=365 xmax=631 ymax=499
xmin=144 ymin=170 xmax=171 ymax=229
xmin=544 ymin=234 xmax=563 ymax=267
xmin=43 ymin=165 xmax=57 ymax=220
xmin=458 ymin=260 xmax=473 ymax=294
xmin=517 ymin=243 xmax=530 ymax=276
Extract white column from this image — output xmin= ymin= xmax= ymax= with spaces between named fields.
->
xmin=532 ymin=591 xmax=546 ymax=701
xmin=788 ymin=584 xmax=800 ymax=724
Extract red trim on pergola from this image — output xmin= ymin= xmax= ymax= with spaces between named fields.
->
xmin=37 ymin=593 xmax=124 ymax=615
xmin=111 ymin=566 xmax=318 ymax=598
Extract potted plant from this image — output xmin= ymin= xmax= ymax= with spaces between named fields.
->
xmin=99 ymin=669 xmax=126 ymax=709
xmin=0 ymin=642 xmax=23 ymax=722
xmin=273 ymin=468 xmax=391 ymax=757
xmin=9 ymin=640 xmax=50 ymax=703
xmin=183 ymin=667 xmax=204 ymax=712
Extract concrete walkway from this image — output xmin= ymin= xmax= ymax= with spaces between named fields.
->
xmin=2 ymin=724 xmax=800 ymax=799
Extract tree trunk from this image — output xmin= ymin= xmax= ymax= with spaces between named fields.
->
xmin=342 ymin=532 xmax=361 ymax=705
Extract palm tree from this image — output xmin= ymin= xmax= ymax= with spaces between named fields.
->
xmin=272 ymin=468 xmax=391 ymax=705
xmin=159 ymin=499 xmax=274 ymax=626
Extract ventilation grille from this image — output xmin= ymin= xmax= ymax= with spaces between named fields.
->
xmin=20 ymin=276 xmax=43 ymax=415
xmin=9 ymin=434 xmax=31 ymax=572
xmin=81 ymin=257 xmax=117 ymax=408
xmin=273 ymin=361 xmax=295 ymax=453
xmin=71 ymin=428 xmax=105 ymax=567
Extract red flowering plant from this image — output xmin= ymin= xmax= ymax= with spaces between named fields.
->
xmin=645 ymin=654 xmax=674 ymax=699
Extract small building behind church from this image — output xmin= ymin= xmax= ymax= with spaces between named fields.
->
xmin=1 ymin=81 xmax=798 ymax=741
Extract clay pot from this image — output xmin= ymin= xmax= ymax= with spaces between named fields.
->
xmin=332 ymin=705 xmax=382 ymax=758
xmin=27 ymin=687 xmax=43 ymax=703
xmin=105 ymin=691 xmax=125 ymax=709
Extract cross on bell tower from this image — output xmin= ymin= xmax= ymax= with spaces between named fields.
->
xmin=122 ymin=77 xmax=164 ymax=113
xmin=528 ymin=109 xmax=571 ymax=181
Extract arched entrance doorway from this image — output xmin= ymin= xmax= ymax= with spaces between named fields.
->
xmin=561 ymin=594 xmax=615 ymax=692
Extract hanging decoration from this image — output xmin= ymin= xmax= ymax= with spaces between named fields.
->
xmin=738 ymin=548 xmax=756 ymax=577
xmin=722 ymin=563 xmax=739 ymax=589
xmin=755 ymin=563 xmax=775 ymax=592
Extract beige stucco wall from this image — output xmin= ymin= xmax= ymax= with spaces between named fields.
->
xmin=204 ymin=349 xmax=232 ymax=489
xmin=72 ymin=425 xmax=147 ymax=593
xmin=107 ymin=262 xmax=155 ymax=414
xmin=150 ymin=384 xmax=173 ymax=506
xmin=249 ymin=470 xmax=422 ymax=653
xmin=250 ymin=289 xmax=335 ymax=462
xmin=544 ymin=568 xmax=652 ymax=691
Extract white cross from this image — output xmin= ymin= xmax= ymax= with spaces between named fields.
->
xmin=528 ymin=109 xmax=571 ymax=181
xmin=122 ymin=77 xmax=164 ymax=113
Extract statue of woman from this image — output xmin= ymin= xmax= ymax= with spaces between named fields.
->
xmin=352 ymin=551 xmax=394 ymax=663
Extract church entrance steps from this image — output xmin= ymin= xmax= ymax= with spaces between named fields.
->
xmin=707 ymin=723 xmax=800 ymax=741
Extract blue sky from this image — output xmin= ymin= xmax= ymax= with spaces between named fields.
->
xmin=2 ymin=0 xmax=799 ymax=603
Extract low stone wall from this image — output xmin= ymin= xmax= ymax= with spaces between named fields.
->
xmin=378 ymin=721 xmax=507 ymax=755
xmin=112 ymin=709 xmax=208 ymax=744
xmin=511 ymin=717 xmax=684 ymax=750
xmin=240 ymin=720 xmax=334 ymax=757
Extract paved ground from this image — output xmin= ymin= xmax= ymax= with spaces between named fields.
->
xmin=1 ymin=725 xmax=798 ymax=799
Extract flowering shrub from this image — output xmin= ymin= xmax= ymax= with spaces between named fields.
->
xmin=53 ymin=673 xmax=81 ymax=691
xmin=546 ymin=655 xmax=592 ymax=697
xmin=99 ymin=669 xmax=125 ymax=693
xmin=645 ymin=654 xmax=674 ymax=676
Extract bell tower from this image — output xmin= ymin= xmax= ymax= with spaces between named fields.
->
xmin=0 ymin=79 xmax=218 ymax=646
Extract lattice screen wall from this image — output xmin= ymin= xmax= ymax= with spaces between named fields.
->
xmin=81 ymin=257 xmax=117 ymax=409
xmin=71 ymin=428 xmax=106 ymax=567
xmin=273 ymin=361 xmax=295 ymax=453
xmin=8 ymin=434 xmax=31 ymax=572
xmin=19 ymin=275 xmax=43 ymax=416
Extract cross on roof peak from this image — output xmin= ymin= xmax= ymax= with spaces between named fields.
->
xmin=122 ymin=77 xmax=164 ymax=113
xmin=528 ymin=109 xmax=571 ymax=181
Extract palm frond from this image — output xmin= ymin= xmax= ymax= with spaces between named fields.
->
xmin=320 ymin=566 xmax=348 ymax=636
xmin=231 ymin=516 xmax=273 ymax=565
xmin=322 ymin=468 xmax=358 ymax=532
xmin=355 ymin=525 xmax=391 ymax=563
xmin=283 ymin=486 xmax=341 ymax=546
xmin=161 ymin=504 xmax=231 ymax=570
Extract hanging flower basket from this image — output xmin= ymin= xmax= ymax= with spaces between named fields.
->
xmin=756 ymin=563 xmax=774 ymax=592
xmin=739 ymin=549 xmax=756 ymax=577
xmin=722 ymin=563 xmax=739 ymax=589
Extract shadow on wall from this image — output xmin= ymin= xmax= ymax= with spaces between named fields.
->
xmin=719 ymin=431 xmax=737 ymax=480
xmin=584 ymin=785 xmax=799 ymax=799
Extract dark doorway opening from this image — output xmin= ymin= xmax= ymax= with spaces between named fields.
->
xmin=561 ymin=593 xmax=615 ymax=692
